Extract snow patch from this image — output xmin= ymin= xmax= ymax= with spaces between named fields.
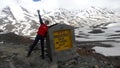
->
xmin=93 ymin=42 xmax=120 ymax=56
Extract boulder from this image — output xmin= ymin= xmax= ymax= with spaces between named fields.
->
xmin=88 ymin=28 xmax=104 ymax=34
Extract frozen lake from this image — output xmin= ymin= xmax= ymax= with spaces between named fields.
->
xmin=75 ymin=23 xmax=120 ymax=56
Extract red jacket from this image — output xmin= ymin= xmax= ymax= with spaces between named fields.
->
xmin=37 ymin=24 xmax=48 ymax=37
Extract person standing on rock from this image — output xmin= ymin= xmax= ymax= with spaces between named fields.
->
xmin=27 ymin=10 xmax=49 ymax=59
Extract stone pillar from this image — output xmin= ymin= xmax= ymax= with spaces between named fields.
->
xmin=46 ymin=23 xmax=78 ymax=68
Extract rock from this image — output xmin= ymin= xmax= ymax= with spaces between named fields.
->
xmin=0 ymin=55 xmax=7 ymax=59
xmin=77 ymin=48 xmax=96 ymax=56
xmin=115 ymin=30 xmax=120 ymax=32
xmin=101 ymin=26 xmax=108 ymax=29
xmin=0 ymin=30 xmax=3 ymax=32
xmin=0 ymin=32 xmax=33 ymax=45
xmin=88 ymin=28 xmax=104 ymax=34
xmin=93 ymin=65 xmax=99 ymax=68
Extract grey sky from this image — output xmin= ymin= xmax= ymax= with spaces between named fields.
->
xmin=57 ymin=0 xmax=120 ymax=10
xmin=0 ymin=0 xmax=120 ymax=11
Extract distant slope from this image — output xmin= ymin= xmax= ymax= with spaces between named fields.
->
xmin=0 ymin=5 xmax=120 ymax=36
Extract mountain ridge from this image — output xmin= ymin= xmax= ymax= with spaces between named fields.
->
xmin=0 ymin=5 xmax=120 ymax=36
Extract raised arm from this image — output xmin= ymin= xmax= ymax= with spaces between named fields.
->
xmin=37 ymin=10 xmax=43 ymax=24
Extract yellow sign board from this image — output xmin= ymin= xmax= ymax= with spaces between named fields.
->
xmin=53 ymin=29 xmax=73 ymax=51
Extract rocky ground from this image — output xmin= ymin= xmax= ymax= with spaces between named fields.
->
xmin=0 ymin=32 xmax=120 ymax=68
xmin=76 ymin=41 xmax=120 ymax=68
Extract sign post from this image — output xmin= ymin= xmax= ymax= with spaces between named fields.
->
xmin=53 ymin=29 xmax=73 ymax=52
xmin=46 ymin=23 xmax=78 ymax=68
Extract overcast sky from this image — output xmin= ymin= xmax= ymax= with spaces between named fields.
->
xmin=0 ymin=0 xmax=120 ymax=11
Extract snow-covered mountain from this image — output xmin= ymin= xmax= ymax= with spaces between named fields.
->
xmin=0 ymin=6 xmax=39 ymax=36
xmin=0 ymin=5 xmax=120 ymax=36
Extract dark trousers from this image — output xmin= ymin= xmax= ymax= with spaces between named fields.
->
xmin=27 ymin=34 xmax=45 ymax=58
